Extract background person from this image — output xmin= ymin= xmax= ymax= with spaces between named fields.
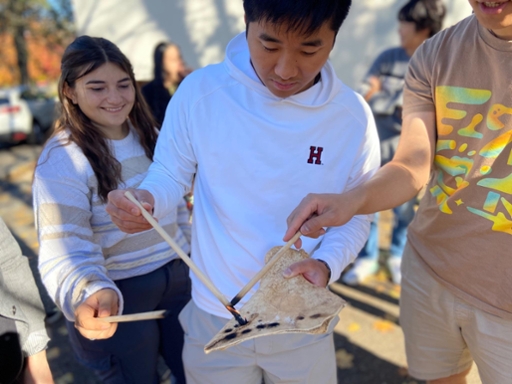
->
xmin=342 ymin=0 xmax=446 ymax=286
xmin=285 ymin=0 xmax=512 ymax=382
xmin=141 ymin=41 xmax=193 ymax=126
xmin=0 ymin=217 xmax=53 ymax=384
xmin=142 ymin=41 xmax=196 ymax=214
xmin=33 ymin=36 xmax=191 ymax=384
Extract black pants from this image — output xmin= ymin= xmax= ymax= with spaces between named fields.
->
xmin=0 ymin=325 xmax=23 ymax=384
xmin=66 ymin=259 xmax=191 ymax=384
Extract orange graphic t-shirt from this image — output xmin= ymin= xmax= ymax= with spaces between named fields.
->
xmin=404 ymin=15 xmax=512 ymax=319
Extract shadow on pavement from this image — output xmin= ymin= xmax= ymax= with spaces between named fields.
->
xmin=334 ymin=332 xmax=423 ymax=384
xmin=0 ymin=178 xmax=33 ymax=209
xmin=339 ymin=279 xmax=400 ymax=325
xmin=331 ymin=264 xmax=425 ymax=384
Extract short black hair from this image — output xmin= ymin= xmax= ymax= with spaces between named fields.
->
xmin=243 ymin=0 xmax=352 ymax=36
xmin=398 ymin=0 xmax=446 ymax=37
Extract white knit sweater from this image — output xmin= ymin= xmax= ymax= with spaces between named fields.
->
xmin=33 ymin=128 xmax=191 ymax=321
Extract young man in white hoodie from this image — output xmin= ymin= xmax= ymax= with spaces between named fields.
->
xmin=107 ymin=0 xmax=380 ymax=382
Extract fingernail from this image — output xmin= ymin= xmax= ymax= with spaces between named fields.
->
xmin=283 ymin=268 xmax=292 ymax=277
xmin=131 ymin=208 xmax=138 ymax=215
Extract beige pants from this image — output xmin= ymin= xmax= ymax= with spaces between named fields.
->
xmin=400 ymin=244 xmax=512 ymax=383
xmin=178 ymin=300 xmax=338 ymax=384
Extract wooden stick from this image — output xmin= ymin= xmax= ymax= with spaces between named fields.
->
xmin=124 ymin=192 xmax=231 ymax=308
xmin=230 ymin=231 xmax=302 ymax=307
xmin=100 ymin=310 xmax=167 ymax=323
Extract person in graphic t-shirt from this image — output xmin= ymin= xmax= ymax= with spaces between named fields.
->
xmin=285 ymin=1 xmax=512 ymax=383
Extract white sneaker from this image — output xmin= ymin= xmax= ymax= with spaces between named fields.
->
xmin=342 ymin=259 xmax=379 ymax=286
xmin=387 ymin=256 xmax=402 ymax=285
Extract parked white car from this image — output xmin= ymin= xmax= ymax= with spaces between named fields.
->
xmin=0 ymin=87 xmax=57 ymax=145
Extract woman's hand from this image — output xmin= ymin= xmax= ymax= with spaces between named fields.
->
xmin=74 ymin=288 xmax=119 ymax=340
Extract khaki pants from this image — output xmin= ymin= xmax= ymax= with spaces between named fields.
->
xmin=401 ymin=244 xmax=512 ymax=383
xmin=178 ymin=300 xmax=338 ymax=384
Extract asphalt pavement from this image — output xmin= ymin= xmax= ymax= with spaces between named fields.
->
xmin=0 ymin=143 xmax=480 ymax=384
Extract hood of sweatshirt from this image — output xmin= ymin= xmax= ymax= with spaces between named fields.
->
xmin=224 ymin=32 xmax=343 ymax=108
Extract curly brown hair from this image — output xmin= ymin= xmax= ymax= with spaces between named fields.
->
xmin=48 ymin=35 xmax=159 ymax=202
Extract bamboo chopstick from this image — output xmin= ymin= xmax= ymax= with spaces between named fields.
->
xmin=124 ymin=192 xmax=233 ymax=310
xmin=100 ymin=309 xmax=167 ymax=323
xmin=230 ymin=231 xmax=302 ymax=307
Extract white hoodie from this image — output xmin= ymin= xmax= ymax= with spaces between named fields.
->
xmin=141 ymin=32 xmax=380 ymax=318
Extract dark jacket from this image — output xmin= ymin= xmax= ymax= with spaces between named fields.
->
xmin=141 ymin=80 xmax=172 ymax=127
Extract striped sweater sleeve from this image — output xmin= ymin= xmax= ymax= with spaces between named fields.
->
xmin=33 ymin=142 xmax=123 ymax=321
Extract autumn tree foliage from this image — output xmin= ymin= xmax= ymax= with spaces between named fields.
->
xmin=0 ymin=0 xmax=75 ymax=87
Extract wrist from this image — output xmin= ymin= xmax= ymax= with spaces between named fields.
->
xmin=316 ymin=259 xmax=331 ymax=285
xmin=24 ymin=350 xmax=53 ymax=383
xmin=345 ymin=187 xmax=367 ymax=216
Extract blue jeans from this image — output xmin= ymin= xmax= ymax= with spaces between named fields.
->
xmin=66 ymin=259 xmax=191 ymax=384
xmin=358 ymin=198 xmax=416 ymax=261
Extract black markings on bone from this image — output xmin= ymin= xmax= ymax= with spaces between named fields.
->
xmin=223 ymin=333 xmax=238 ymax=341
xmin=256 ymin=321 xmax=281 ymax=329
xmin=241 ymin=329 xmax=252 ymax=334
xmin=296 ymin=316 xmax=305 ymax=320
xmin=310 ymin=314 xmax=322 ymax=319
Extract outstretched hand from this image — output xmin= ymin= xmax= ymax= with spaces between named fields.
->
xmin=74 ymin=288 xmax=119 ymax=340
xmin=106 ymin=188 xmax=155 ymax=233
xmin=283 ymin=192 xmax=360 ymax=248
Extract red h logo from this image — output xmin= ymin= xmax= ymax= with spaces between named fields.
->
xmin=307 ymin=146 xmax=323 ymax=164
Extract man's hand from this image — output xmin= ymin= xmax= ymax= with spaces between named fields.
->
xmin=282 ymin=258 xmax=331 ymax=287
xmin=23 ymin=349 xmax=54 ymax=384
xmin=74 ymin=289 xmax=119 ymax=340
xmin=106 ymin=188 xmax=155 ymax=233
xmin=284 ymin=192 xmax=360 ymax=248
